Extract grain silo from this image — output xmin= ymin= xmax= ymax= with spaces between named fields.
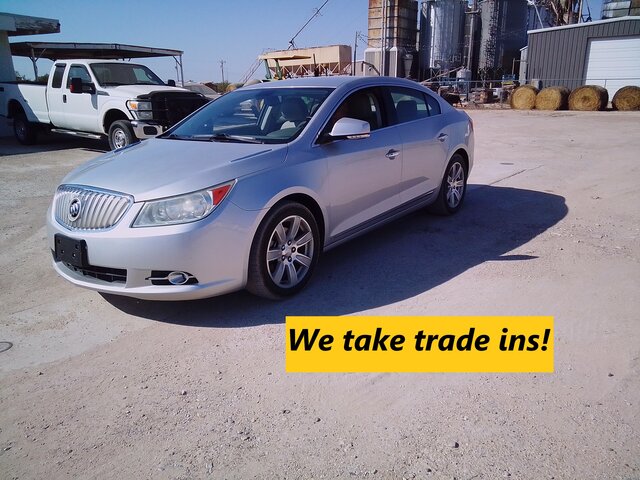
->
xmin=478 ymin=0 xmax=528 ymax=77
xmin=601 ymin=0 xmax=640 ymax=18
xmin=419 ymin=0 xmax=467 ymax=73
xmin=365 ymin=0 xmax=419 ymax=77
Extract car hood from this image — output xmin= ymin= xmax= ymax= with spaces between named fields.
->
xmin=103 ymin=85 xmax=191 ymax=97
xmin=61 ymin=138 xmax=287 ymax=201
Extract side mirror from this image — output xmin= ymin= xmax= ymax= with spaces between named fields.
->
xmin=70 ymin=77 xmax=96 ymax=94
xmin=167 ymin=79 xmax=176 ymax=87
xmin=324 ymin=117 xmax=370 ymax=142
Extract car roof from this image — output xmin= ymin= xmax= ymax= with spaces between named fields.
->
xmin=55 ymin=59 xmax=148 ymax=65
xmin=242 ymin=76 xmax=430 ymax=91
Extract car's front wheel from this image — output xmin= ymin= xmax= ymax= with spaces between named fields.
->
xmin=247 ymin=202 xmax=320 ymax=299
xmin=428 ymin=153 xmax=468 ymax=215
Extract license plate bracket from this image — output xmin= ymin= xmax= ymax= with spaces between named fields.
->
xmin=54 ymin=234 xmax=88 ymax=268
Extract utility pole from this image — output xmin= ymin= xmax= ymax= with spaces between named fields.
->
xmin=219 ymin=60 xmax=226 ymax=84
xmin=353 ymin=31 xmax=358 ymax=76
xmin=466 ymin=0 xmax=479 ymax=71
xmin=381 ymin=0 xmax=388 ymax=76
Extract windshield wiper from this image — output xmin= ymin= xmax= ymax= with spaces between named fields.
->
xmin=190 ymin=133 xmax=264 ymax=144
xmin=162 ymin=133 xmax=189 ymax=140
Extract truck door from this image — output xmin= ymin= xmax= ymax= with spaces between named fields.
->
xmin=46 ymin=63 xmax=67 ymax=127
xmin=63 ymin=64 xmax=99 ymax=132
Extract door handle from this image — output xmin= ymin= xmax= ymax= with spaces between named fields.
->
xmin=385 ymin=149 xmax=400 ymax=160
xmin=438 ymin=133 xmax=448 ymax=142
xmin=63 ymin=94 xmax=67 ymax=103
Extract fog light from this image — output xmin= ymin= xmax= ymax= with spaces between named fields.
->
xmin=167 ymin=271 xmax=189 ymax=285
xmin=147 ymin=270 xmax=198 ymax=286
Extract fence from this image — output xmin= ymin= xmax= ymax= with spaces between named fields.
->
xmin=429 ymin=77 xmax=640 ymax=106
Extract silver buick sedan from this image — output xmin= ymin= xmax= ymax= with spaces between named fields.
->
xmin=47 ymin=76 xmax=474 ymax=300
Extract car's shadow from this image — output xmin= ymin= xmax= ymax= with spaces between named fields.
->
xmin=103 ymin=185 xmax=568 ymax=326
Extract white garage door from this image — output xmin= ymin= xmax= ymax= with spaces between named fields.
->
xmin=585 ymin=36 xmax=640 ymax=98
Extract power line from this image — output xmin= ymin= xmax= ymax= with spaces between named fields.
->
xmin=288 ymin=0 xmax=330 ymax=49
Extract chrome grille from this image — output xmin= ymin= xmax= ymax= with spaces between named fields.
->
xmin=54 ymin=185 xmax=132 ymax=230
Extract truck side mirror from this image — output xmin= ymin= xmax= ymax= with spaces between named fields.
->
xmin=167 ymin=79 xmax=176 ymax=87
xmin=70 ymin=77 xmax=96 ymax=95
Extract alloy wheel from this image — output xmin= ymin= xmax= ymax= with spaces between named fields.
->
xmin=446 ymin=161 xmax=465 ymax=209
xmin=266 ymin=215 xmax=315 ymax=288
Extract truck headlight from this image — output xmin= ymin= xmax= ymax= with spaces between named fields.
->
xmin=127 ymin=100 xmax=153 ymax=120
xmin=132 ymin=181 xmax=235 ymax=227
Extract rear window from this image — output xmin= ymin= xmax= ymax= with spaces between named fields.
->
xmin=426 ymin=94 xmax=441 ymax=116
xmin=389 ymin=87 xmax=430 ymax=124
xmin=51 ymin=64 xmax=66 ymax=89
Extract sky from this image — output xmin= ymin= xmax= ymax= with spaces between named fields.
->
xmin=2 ymin=0 xmax=604 ymax=83
xmin=1 ymin=0 xmax=369 ymax=83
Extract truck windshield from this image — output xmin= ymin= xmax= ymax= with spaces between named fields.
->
xmin=90 ymin=63 xmax=165 ymax=87
xmin=162 ymin=87 xmax=334 ymax=145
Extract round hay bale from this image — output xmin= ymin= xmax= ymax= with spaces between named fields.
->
xmin=535 ymin=86 xmax=570 ymax=111
xmin=568 ymin=85 xmax=608 ymax=111
xmin=510 ymin=85 xmax=538 ymax=110
xmin=612 ymin=86 xmax=640 ymax=111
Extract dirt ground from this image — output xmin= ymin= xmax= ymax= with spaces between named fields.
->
xmin=0 ymin=110 xmax=638 ymax=480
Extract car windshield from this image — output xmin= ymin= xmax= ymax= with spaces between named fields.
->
xmin=90 ymin=63 xmax=165 ymax=87
xmin=163 ymin=87 xmax=334 ymax=144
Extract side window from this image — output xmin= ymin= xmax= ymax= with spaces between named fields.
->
xmin=389 ymin=87 xmax=429 ymax=124
xmin=51 ymin=64 xmax=66 ymax=89
xmin=66 ymin=65 xmax=92 ymax=88
xmin=426 ymin=93 xmax=441 ymax=116
xmin=326 ymin=88 xmax=383 ymax=133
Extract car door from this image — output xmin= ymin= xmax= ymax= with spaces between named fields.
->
xmin=386 ymin=86 xmax=449 ymax=203
xmin=63 ymin=64 xmax=99 ymax=132
xmin=46 ymin=63 xmax=67 ymax=127
xmin=319 ymin=87 xmax=404 ymax=239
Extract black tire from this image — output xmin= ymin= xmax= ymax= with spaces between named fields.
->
xmin=247 ymin=202 xmax=321 ymax=299
xmin=108 ymin=120 xmax=137 ymax=150
xmin=14 ymin=112 xmax=37 ymax=145
xmin=428 ymin=153 xmax=468 ymax=215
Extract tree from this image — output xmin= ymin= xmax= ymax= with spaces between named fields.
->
xmin=541 ymin=0 xmax=581 ymax=26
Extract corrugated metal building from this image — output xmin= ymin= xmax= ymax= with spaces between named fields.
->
xmin=525 ymin=16 xmax=640 ymax=96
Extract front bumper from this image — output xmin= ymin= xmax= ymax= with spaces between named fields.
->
xmin=130 ymin=120 xmax=164 ymax=140
xmin=47 ymin=199 xmax=260 ymax=300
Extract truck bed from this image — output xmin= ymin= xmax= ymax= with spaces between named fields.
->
xmin=0 ymin=82 xmax=50 ymax=124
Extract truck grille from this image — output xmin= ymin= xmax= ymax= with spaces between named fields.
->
xmin=54 ymin=185 xmax=132 ymax=230
xmin=147 ymin=92 xmax=209 ymax=126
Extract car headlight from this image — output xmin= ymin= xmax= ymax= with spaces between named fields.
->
xmin=132 ymin=180 xmax=235 ymax=227
xmin=127 ymin=100 xmax=153 ymax=120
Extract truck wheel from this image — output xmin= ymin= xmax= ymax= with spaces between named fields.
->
xmin=14 ymin=112 xmax=37 ymax=145
xmin=108 ymin=120 xmax=137 ymax=150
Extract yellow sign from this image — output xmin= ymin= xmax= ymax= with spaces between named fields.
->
xmin=286 ymin=316 xmax=553 ymax=373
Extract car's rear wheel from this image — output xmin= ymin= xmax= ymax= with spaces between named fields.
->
xmin=428 ymin=153 xmax=468 ymax=215
xmin=247 ymin=202 xmax=320 ymax=299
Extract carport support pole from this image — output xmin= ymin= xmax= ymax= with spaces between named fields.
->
xmin=179 ymin=54 xmax=184 ymax=87
xmin=173 ymin=55 xmax=185 ymax=87
xmin=30 ymin=47 xmax=38 ymax=79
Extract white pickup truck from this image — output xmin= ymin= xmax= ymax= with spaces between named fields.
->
xmin=0 ymin=59 xmax=209 ymax=150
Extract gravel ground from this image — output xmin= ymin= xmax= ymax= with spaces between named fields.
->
xmin=0 ymin=110 xmax=638 ymax=479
